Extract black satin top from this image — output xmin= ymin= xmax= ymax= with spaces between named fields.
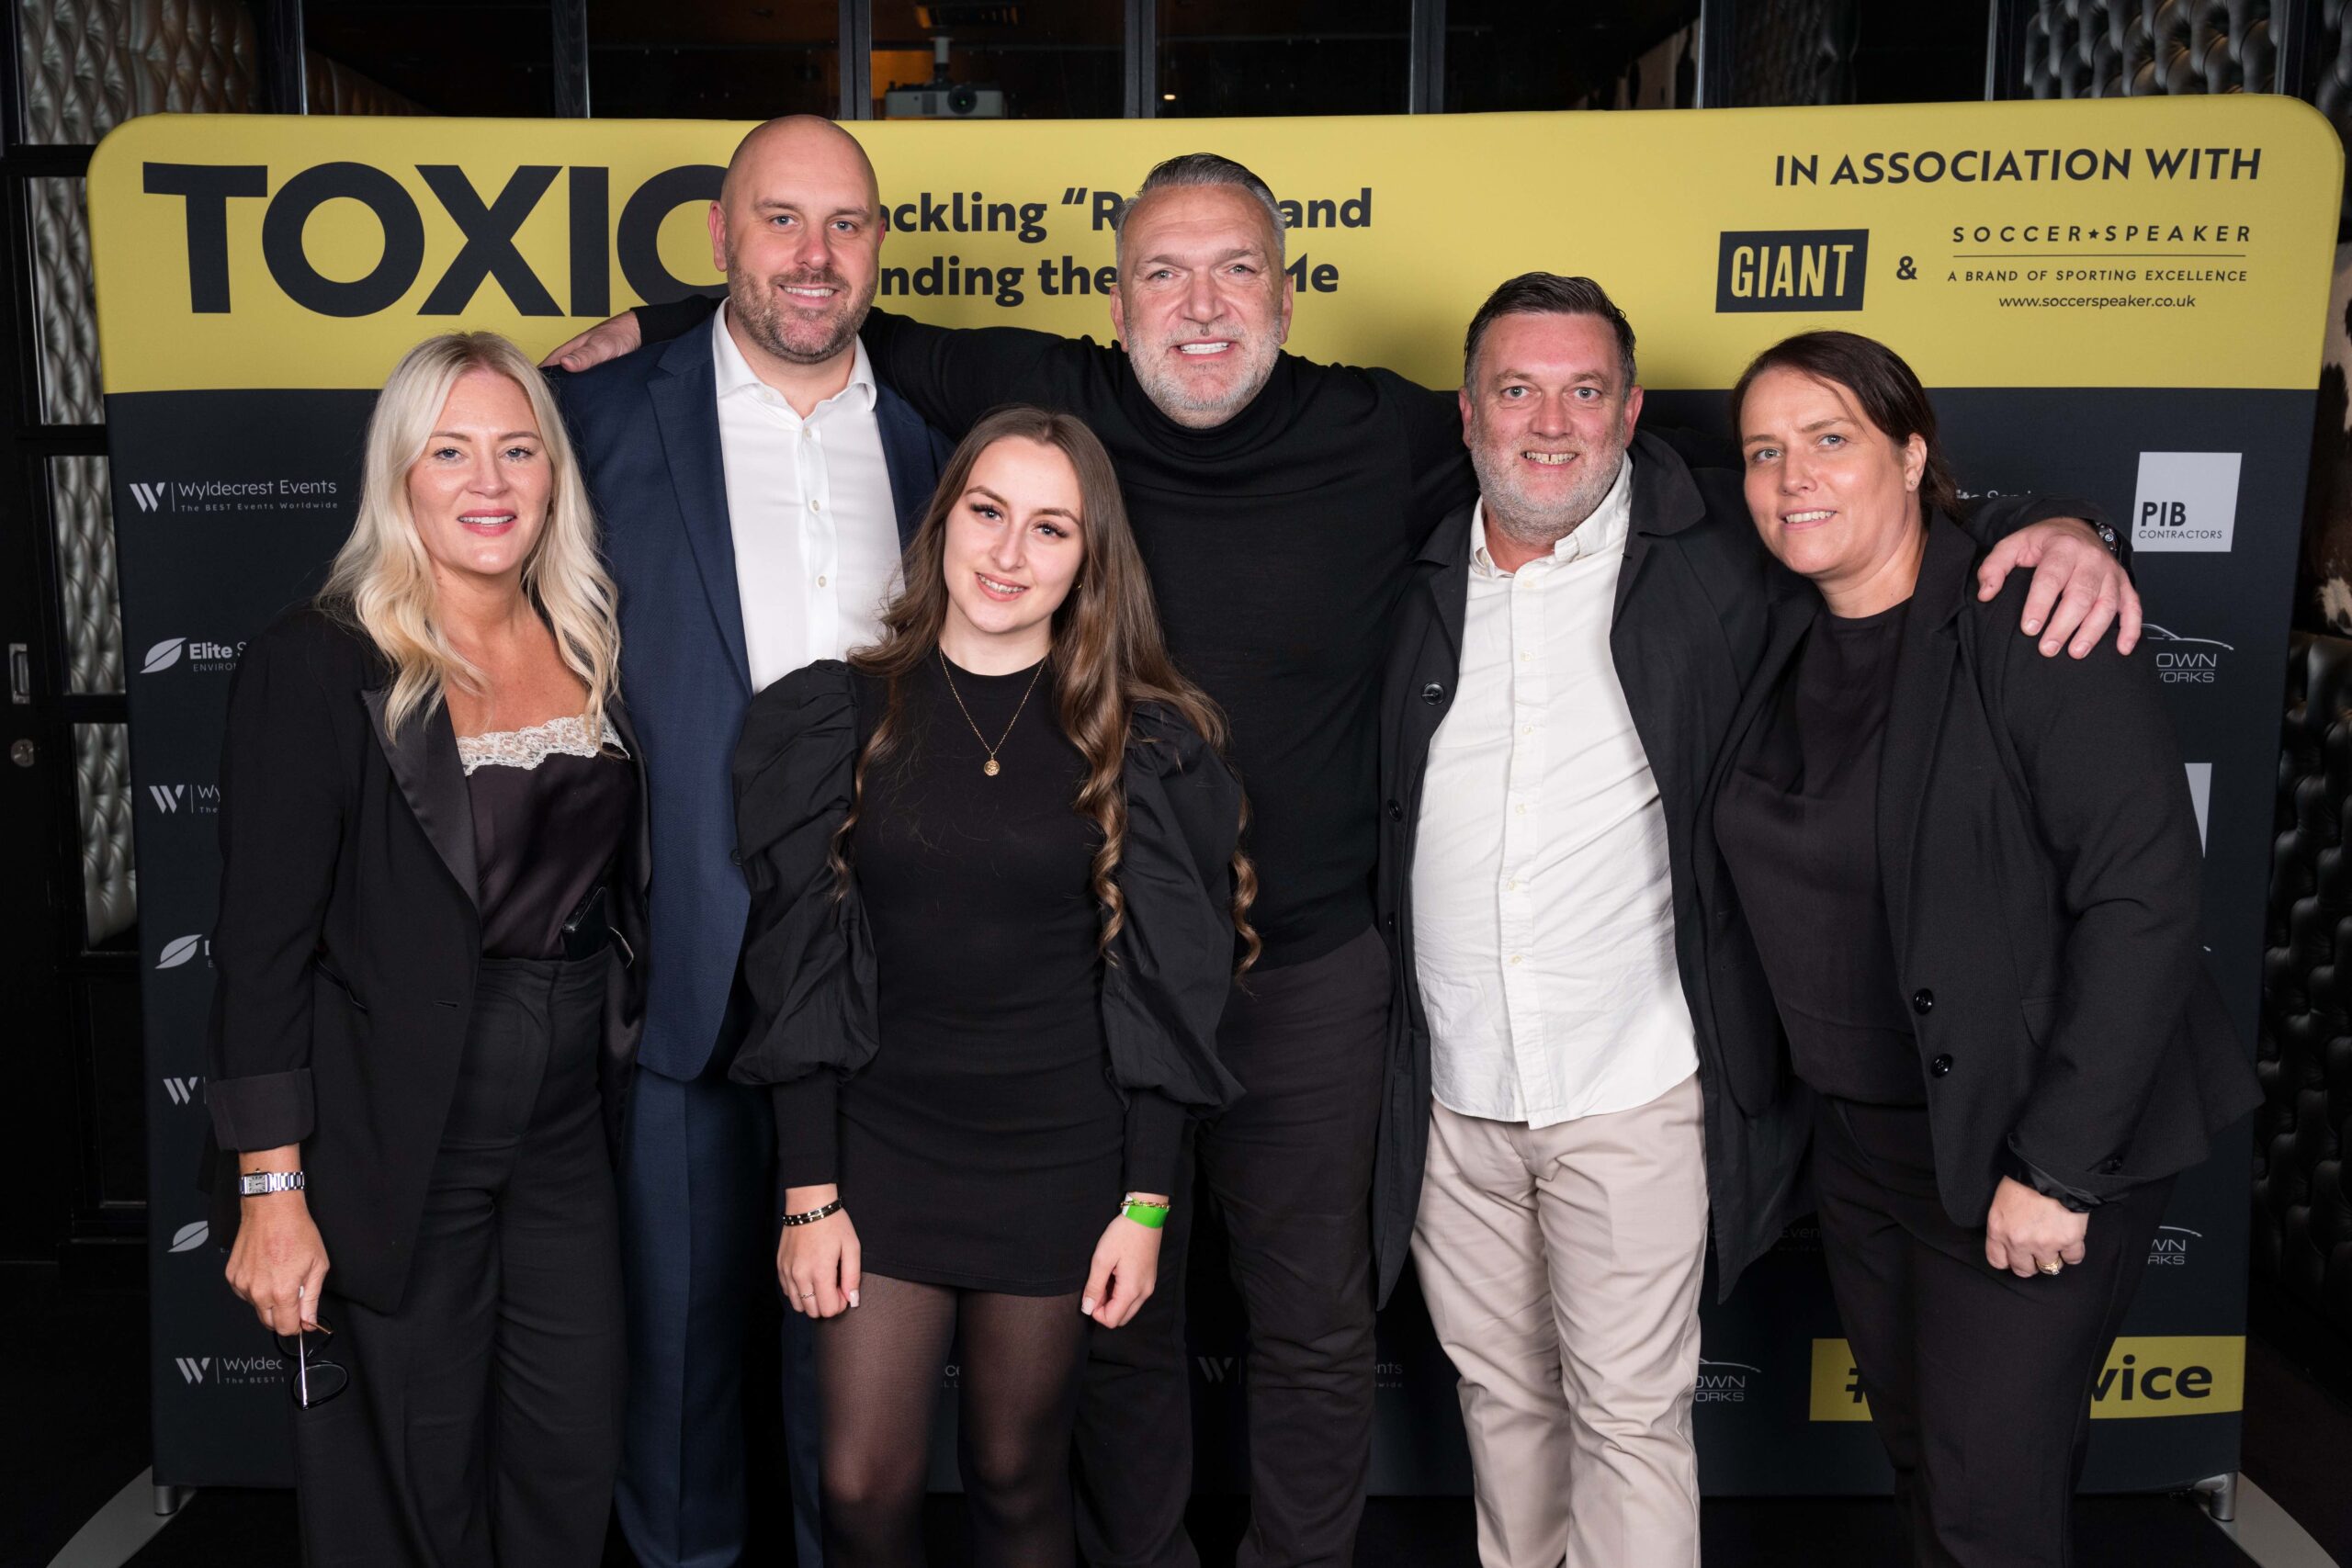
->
xmin=464 ymin=726 xmax=635 ymax=961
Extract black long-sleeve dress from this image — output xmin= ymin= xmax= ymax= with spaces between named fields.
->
xmin=733 ymin=656 xmax=1246 ymax=1296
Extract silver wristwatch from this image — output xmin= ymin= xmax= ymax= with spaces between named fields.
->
xmin=237 ymin=1169 xmax=306 ymax=1197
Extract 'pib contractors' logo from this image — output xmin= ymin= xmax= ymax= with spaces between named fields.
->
xmin=2143 ymin=626 xmax=2232 ymax=685
xmin=2132 ymin=451 xmax=2242 ymax=553
xmin=1810 ymin=1336 xmax=2243 ymax=1420
xmin=126 ymin=477 xmax=340 ymax=515
xmin=141 ymin=637 xmax=243 ymax=675
xmin=1716 ymin=229 xmax=1869 ymax=312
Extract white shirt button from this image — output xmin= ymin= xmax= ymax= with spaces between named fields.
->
xmin=809 ymin=499 xmax=822 ymax=513
xmin=817 ymin=575 xmax=828 ymax=588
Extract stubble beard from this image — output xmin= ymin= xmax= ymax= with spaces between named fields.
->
xmin=729 ymin=264 xmax=874 ymax=367
xmin=1471 ymin=430 xmax=1629 ymax=554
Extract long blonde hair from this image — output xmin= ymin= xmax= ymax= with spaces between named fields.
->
xmin=320 ymin=332 xmax=618 ymax=739
xmin=837 ymin=406 xmax=1259 ymax=971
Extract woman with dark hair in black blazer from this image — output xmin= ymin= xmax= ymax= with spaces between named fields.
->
xmin=1706 ymin=330 xmax=2259 ymax=1566
xmin=206 ymin=332 xmax=646 ymax=1566
xmin=729 ymin=405 xmax=1253 ymax=1567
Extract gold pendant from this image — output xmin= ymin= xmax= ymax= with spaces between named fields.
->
xmin=982 ymin=758 xmax=1001 ymax=777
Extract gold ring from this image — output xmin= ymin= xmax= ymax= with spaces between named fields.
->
xmin=2038 ymin=1260 xmax=2063 ymax=1276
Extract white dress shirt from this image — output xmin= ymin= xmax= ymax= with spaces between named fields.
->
xmin=712 ymin=305 xmax=902 ymax=690
xmin=1410 ymin=454 xmax=1700 ymax=1128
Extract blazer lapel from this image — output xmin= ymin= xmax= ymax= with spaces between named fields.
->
xmin=607 ymin=697 xmax=652 ymax=903
xmin=647 ymin=325 xmax=752 ymax=698
xmin=361 ymin=686 xmax=478 ymax=908
xmin=1875 ymin=517 xmax=1975 ymax=961
xmin=1699 ymin=576 xmax=1815 ymax=820
xmin=874 ymin=380 xmax=938 ymax=548
xmin=1416 ymin=501 xmax=1476 ymax=666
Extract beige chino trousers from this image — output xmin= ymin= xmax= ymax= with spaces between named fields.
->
xmin=1411 ymin=1072 xmax=1710 ymax=1568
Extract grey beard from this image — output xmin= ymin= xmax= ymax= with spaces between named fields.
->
xmin=1129 ymin=335 xmax=1282 ymax=429
xmin=1471 ymin=444 xmax=1625 ymax=551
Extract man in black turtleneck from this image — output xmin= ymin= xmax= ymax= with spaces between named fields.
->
xmin=548 ymin=151 xmax=2136 ymax=1568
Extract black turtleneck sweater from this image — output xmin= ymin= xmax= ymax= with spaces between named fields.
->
xmin=639 ymin=299 xmax=1474 ymax=968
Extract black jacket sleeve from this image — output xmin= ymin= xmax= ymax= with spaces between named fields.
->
xmin=205 ymin=619 xmax=347 ymax=1152
xmin=631 ymin=291 xmax=721 ymax=348
xmin=728 ymin=661 xmax=878 ymax=1184
xmin=1102 ymin=703 xmax=1249 ymax=1197
xmin=1975 ymin=577 xmax=2205 ymax=1200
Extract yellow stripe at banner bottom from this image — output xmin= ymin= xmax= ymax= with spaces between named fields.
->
xmin=1808 ymin=1337 xmax=2245 ymax=1422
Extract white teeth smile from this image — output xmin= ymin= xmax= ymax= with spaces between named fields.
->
xmin=1525 ymin=453 xmax=1576 ymax=466
xmin=784 ymin=286 xmax=833 ymax=298
xmin=1785 ymin=510 xmax=1834 ymax=524
xmin=459 ymin=513 xmax=514 ymax=526
xmin=1177 ymin=343 xmax=1230 ymax=355
xmin=978 ymin=573 xmax=1026 ymax=595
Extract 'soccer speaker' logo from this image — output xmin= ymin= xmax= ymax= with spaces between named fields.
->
xmin=168 ymin=1220 xmax=210 ymax=1253
xmin=1715 ymin=229 xmax=1869 ymax=312
xmin=2132 ymin=451 xmax=2241 ymax=552
xmin=155 ymin=934 xmax=209 ymax=970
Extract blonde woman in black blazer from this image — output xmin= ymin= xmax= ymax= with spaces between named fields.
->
xmin=207 ymin=333 xmax=647 ymax=1566
xmin=1702 ymin=330 xmax=2258 ymax=1566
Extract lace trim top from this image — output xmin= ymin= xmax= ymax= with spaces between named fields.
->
xmin=456 ymin=714 xmax=626 ymax=777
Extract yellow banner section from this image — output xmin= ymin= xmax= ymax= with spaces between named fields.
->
xmin=1810 ymin=1336 xmax=2245 ymax=1423
xmin=87 ymin=97 xmax=2337 ymax=395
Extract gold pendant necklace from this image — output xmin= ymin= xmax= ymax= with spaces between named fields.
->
xmin=938 ymin=649 xmax=1046 ymax=777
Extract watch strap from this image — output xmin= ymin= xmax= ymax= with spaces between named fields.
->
xmin=238 ymin=1169 xmax=306 ymax=1197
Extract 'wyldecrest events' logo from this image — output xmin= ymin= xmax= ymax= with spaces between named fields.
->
xmin=147 ymin=783 xmax=220 ymax=816
xmin=172 ymin=1351 xmax=288 ymax=1388
xmin=161 ymin=1075 xmax=204 ymax=1106
xmin=2132 ymin=452 xmax=2242 ymax=553
xmin=1716 ymin=229 xmax=1870 ymax=312
xmin=123 ymin=476 xmax=341 ymax=516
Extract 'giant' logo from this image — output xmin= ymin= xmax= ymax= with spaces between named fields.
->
xmin=1716 ymin=229 xmax=1869 ymax=312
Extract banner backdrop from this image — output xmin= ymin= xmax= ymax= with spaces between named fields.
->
xmin=92 ymin=97 xmax=2338 ymax=1495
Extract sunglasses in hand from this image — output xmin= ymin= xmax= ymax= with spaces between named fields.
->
xmin=273 ymin=1323 xmax=350 ymax=1409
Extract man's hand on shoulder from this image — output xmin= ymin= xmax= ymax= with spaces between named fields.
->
xmin=541 ymin=310 xmax=644 ymax=374
xmin=1975 ymin=517 xmax=2142 ymax=659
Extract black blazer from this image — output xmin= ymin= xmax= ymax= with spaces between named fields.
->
xmin=1376 ymin=430 xmax=2104 ymax=1303
xmin=1695 ymin=515 xmax=2259 ymax=1226
xmin=726 ymin=660 xmax=1247 ymax=1120
xmin=203 ymin=608 xmax=650 ymax=1314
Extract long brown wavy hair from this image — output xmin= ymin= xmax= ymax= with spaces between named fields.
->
xmin=835 ymin=405 xmax=1259 ymax=971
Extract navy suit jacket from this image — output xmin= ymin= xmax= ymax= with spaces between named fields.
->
xmin=555 ymin=321 xmax=952 ymax=1082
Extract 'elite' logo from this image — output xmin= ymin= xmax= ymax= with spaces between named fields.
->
xmin=1716 ymin=229 xmax=1869 ymax=312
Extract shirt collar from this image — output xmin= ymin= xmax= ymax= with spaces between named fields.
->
xmin=1470 ymin=450 xmax=1635 ymax=577
xmin=711 ymin=301 xmax=877 ymax=417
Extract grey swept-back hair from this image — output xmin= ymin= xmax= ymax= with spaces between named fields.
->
xmin=1114 ymin=152 xmax=1288 ymax=270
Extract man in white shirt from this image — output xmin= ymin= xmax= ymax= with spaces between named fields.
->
xmin=1376 ymin=275 xmax=2128 ymax=1568
xmin=556 ymin=116 xmax=948 ymax=1568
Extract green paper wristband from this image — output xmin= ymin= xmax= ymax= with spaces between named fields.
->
xmin=1121 ymin=1200 xmax=1170 ymax=1230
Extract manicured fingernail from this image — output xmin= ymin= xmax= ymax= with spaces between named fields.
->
xmin=848 ymin=1291 xmax=860 ymax=1309
xmin=1080 ymin=1297 xmax=1096 ymax=1314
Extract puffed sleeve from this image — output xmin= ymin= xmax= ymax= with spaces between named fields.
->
xmin=1102 ymin=702 xmax=1249 ymax=1190
xmin=728 ymin=661 xmax=880 ymax=1184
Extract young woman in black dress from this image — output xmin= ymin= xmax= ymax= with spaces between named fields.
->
xmin=729 ymin=405 xmax=1256 ymax=1567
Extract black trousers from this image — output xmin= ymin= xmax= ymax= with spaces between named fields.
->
xmin=1075 ymin=924 xmax=1390 ymax=1568
xmin=1812 ymin=1097 xmax=2171 ymax=1568
xmin=294 ymin=954 xmax=627 ymax=1568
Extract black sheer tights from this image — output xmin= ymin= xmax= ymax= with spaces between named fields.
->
xmin=817 ymin=1271 xmax=1090 ymax=1567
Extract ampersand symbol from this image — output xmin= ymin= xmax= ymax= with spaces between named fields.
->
xmin=1896 ymin=255 xmax=1917 ymax=280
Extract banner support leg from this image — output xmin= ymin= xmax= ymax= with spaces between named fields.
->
xmin=2190 ymin=1472 xmax=2237 ymax=1524
xmin=153 ymin=1483 xmax=190 ymax=1517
